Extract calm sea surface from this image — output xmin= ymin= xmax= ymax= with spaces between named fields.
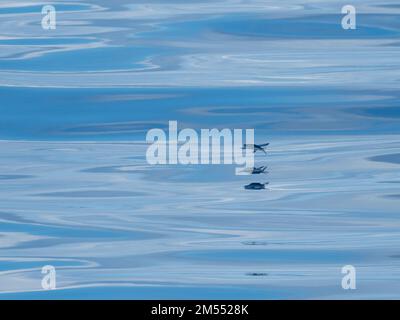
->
xmin=0 ymin=0 xmax=400 ymax=299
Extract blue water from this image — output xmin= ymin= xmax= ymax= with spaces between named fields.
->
xmin=0 ymin=0 xmax=400 ymax=299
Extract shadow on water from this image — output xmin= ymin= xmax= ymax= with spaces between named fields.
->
xmin=244 ymin=182 xmax=269 ymax=190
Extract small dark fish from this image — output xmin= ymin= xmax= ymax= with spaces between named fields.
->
xmin=251 ymin=166 xmax=268 ymax=174
xmin=246 ymin=272 xmax=268 ymax=277
xmin=244 ymin=182 xmax=269 ymax=190
xmin=242 ymin=143 xmax=269 ymax=154
xmin=242 ymin=241 xmax=268 ymax=246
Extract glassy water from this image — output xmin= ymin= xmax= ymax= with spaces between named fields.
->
xmin=0 ymin=0 xmax=399 ymax=299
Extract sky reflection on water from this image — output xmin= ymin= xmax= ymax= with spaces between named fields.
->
xmin=0 ymin=0 xmax=400 ymax=299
